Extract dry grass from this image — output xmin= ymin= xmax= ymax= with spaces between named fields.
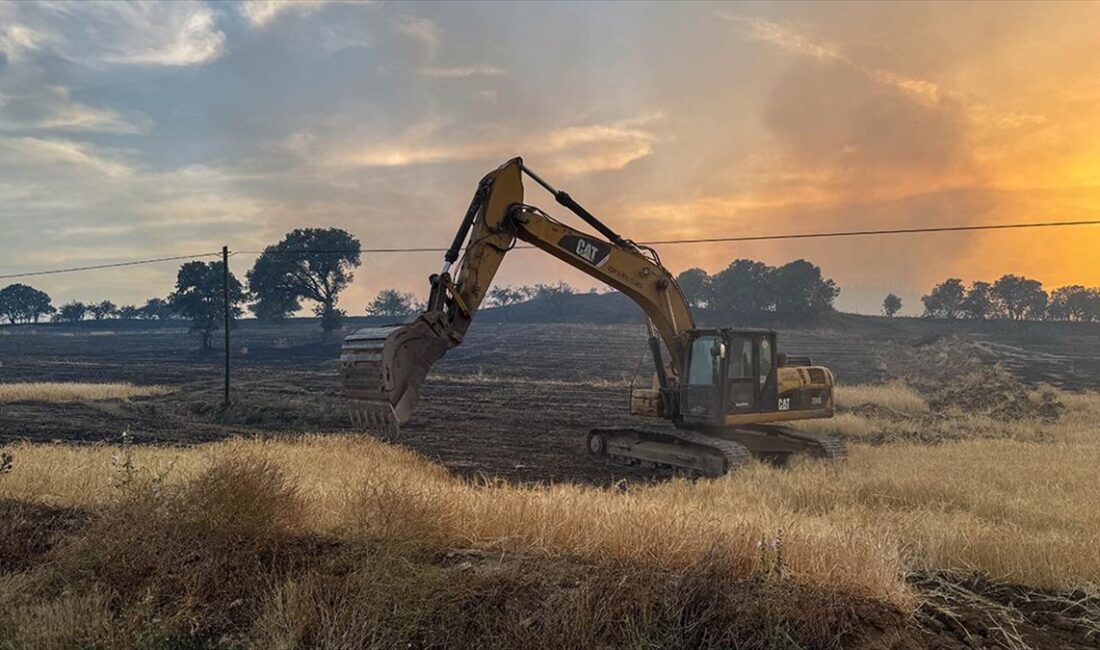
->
xmin=836 ymin=380 xmax=929 ymax=414
xmin=0 ymin=382 xmax=168 ymax=403
xmin=2 ymin=381 xmax=1098 ymax=646
xmin=0 ymin=457 xmax=899 ymax=649
xmin=0 ymin=436 xmax=910 ymax=608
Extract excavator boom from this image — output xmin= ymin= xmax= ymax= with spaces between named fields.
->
xmin=341 ymin=158 xmax=693 ymax=431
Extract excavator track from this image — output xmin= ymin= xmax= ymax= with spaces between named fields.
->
xmin=588 ymin=428 xmax=753 ymax=477
xmin=725 ymin=424 xmax=848 ymax=462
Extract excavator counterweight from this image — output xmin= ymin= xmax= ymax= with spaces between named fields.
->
xmin=340 ymin=158 xmax=846 ymax=474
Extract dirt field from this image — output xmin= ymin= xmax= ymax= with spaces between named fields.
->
xmin=2 ymin=316 xmax=1098 ymax=483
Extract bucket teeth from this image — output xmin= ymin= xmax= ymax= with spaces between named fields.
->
xmin=349 ymin=403 xmax=400 ymax=438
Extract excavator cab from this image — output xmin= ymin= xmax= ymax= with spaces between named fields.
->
xmin=674 ymin=329 xmax=833 ymax=428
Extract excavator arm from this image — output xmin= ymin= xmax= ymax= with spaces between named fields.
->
xmin=341 ymin=158 xmax=695 ymax=431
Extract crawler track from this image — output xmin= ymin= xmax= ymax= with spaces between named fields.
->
xmin=589 ymin=428 xmax=753 ymax=477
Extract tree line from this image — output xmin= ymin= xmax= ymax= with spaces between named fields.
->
xmin=0 ymin=228 xmax=360 ymax=348
xmin=1 ymin=251 xmax=839 ymax=342
xmin=363 ymin=282 xmax=585 ymax=318
xmin=921 ymin=275 xmax=1100 ymax=321
xmin=674 ymin=259 xmax=839 ymax=316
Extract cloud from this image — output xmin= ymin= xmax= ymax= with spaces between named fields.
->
xmin=239 ymin=1 xmax=331 ymax=28
xmin=0 ymin=86 xmax=151 ymax=134
xmin=2 ymin=2 xmax=226 ymax=67
xmin=719 ymin=12 xmax=947 ymax=109
xmin=0 ymin=21 xmax=44 ymax=61
xmin=869 ymin=70 xmax=941 ymax=106
xmin=417 ymin=65 xmax=507 ymax=78
xmin=395 ymin=15 xmax=441 ymax=50
xmin=717 ymin=12 xmax=845 ymax=62
xmin=395 ymin=14 xmax=507 ymax=79
xmin=0 ymin=136 xmax=134 ymax=177
xmin=287 ymin=112 xmax=662 ymax=177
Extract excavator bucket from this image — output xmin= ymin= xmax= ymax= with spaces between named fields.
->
xmin=340 ymin=318 xmax=451 ymax=436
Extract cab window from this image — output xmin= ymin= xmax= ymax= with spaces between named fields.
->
xmin=758 ymin=337 xmax=773 ymax=386
xmin=727 ymin=337 xmax=753 ymax=379
xmin=688 ymin=336 xmax=719 ymax=385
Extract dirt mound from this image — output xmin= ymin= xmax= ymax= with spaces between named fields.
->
xmin=880 ymin=337 xmax=1064 ymax=422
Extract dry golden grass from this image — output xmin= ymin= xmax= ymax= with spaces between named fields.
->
xmin=0 ymin=435 xmax=910 ymax=609
xmin=3 ymin=383 xmax=1098 ymax=623
xmin=836 ymin=380 xmax=929 ymax=414
xmin=0 ymin=382 xmax=168 ymax=403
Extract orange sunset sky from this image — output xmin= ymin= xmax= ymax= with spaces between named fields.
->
xmin=2 ymin=1 xmax=1099 ymax=314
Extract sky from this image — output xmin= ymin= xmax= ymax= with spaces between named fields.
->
xmin=2 ymin=1 xmax=1100 ymax=316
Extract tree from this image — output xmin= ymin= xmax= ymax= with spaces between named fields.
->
xmin=882 ymin=293 xmax=902 ymax=317
xmin=771 ymin=260 xmax=839 ymax=316
xmin=1048 ymin=285 xmax=1099 ymax=322
xmin=961 ymin=281 xmax=995 ymax=320
xmin=991 ymin=274 xmax=1047 ymax=321
xmin=117 ymin=305 xmax=141 ymax=320
xmin=487 ymin=285 xmax=523 ymax=307
xmin=139 ymin=298 xmax=174 ymax=320
xmin=710 ymin=259 xmax=774 ymax=314
xmin=530 ymin=282 xmax=575 ymax=310
xmin=921 ymin=278 xmax=966 ymax=319
xmin=247 ymin=228 xmax=361 ymax=337
xmin=55 ymin=301 xmax=87 ymax=323
xmin=250 ymin=291 xmax=301 ymax=323
xmin=366 ymin=289 xmax=417 ymax=318
xmin=675 ymin=268 xmax=712 ymax=309
xmin=169 ymin=261 xmax=245 ymax=349
xmin=0 ymin=284 xmax=54 ymax=324
xmin=87 ymin=300 xmax=117 ymax=321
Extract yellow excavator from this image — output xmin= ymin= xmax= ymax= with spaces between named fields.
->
xmin=340 ymin=158 xmax=845 ymax=476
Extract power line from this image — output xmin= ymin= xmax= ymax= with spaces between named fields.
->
xmin=3 ymin=217 xmax=1100 ymax=279
xmin=639 ymin=218 xmax=1100 ymax=245
xmin=0 ymin=252 xmax=222 ymax=281
xmin=234 ymin=217 xmax=1100 ymax=255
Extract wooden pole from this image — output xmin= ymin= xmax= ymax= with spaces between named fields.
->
xmin=222 ymin=246 xmax=230 ymax=407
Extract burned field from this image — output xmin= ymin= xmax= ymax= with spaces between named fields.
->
xmin=3 ymin=317 xmax=1100 ymax=648
xmin=1 ymin=316 xmax=1098 ymax=483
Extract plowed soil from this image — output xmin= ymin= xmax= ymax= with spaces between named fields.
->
xmin=2 ymin=317 xmax=1100 ymax=483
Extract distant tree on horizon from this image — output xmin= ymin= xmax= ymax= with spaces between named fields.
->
xmin=710 ymin=260 xmax=773 ymax=314
xmin=169 ymin=261 xmax=245 ymax=349
xmin=771 ymin=260 xmax=839 ymax=316
xmin=55 ymin=301 xmax=87 ymax=323
xmin=675 ymin=268 xmax=712 ymax=309
xmin=139 ymin=297 xmax=175 ymax=320
xmin=0 ymin=283 xmax=55 ymax=324
xmin=961 ymin=281 xmax=995 ymax=320
xmin=247 ymin=228 xmax=361 ymax=337
xmin=882 ymin=293 xmax=902 ymax=317
xmin=87 ymin=300 xmax=118 ymax=321
xmin=991 ymin=274 xmax=1047 ymax=321
xmin=366 ymin=289 xmax=418 ymax=318
xmin=1048 ymin=285 xmax=1100 ymax=322
xmin=118 ymin=305 xmax=141 ymax=320
xmin=922 ymin=278 xmax=966 ymax=319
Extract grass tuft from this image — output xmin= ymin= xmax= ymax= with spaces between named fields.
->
xmin=0 ymin=382 xmax=168 ymax=403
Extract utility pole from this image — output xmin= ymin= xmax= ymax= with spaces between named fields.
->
xmin=222 ymin=245 xmax=230 ymax=408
